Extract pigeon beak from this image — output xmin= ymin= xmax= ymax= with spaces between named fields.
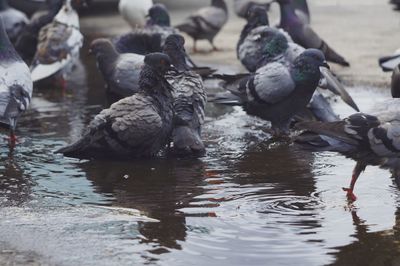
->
xmin=319 ymin=67 xmax=360 ymax=112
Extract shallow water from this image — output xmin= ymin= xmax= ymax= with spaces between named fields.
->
xmin=1 ymin=43 xmax=400 ymax=266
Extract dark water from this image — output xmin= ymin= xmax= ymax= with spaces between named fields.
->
xmin=1 ymin=39 xmax=400 ymax=266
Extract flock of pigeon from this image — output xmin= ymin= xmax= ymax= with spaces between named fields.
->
xmin=0 ymin=0 xmax=399 ymax=201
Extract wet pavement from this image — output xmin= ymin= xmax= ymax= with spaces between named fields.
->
xmin=1 ymin=1 xmax=400 ymax=265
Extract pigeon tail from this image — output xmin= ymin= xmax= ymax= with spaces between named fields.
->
xmin=320 ymin=41 xmax=350 ymax=67
xmin=379 ymin=54 xmax=400 ymax=72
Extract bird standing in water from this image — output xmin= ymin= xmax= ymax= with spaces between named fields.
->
xmin=0 ymin=18 xmax=33 ymax=147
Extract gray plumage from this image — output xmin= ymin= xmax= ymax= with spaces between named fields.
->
xmin=0 ymin=0 xmax=28 ymax=44
xmin=163 ymin=34 xmax=207 ymax=156
xmin=0 ymin=18 xmax=33 ymax=141
xmin=57 ymin=53 xmax=175 ymax=159
xmin=295 ymin=99 xmax=400 ymax=200
xmin=90 ymin=38 xmax=144 ymax=101
xmin=291 ymin=0 xmax=310 ymax=24
xmin=276 ymin=0 xmax=350 ymax=67
xmin=175 ymin=0 xmax=228 ymax=52
xmin=216 ymin=49 xmax=329 ymax=136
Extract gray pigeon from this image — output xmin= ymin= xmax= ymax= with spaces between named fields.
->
xmin=233 ymin=0 xmax=271 ymax=18
xmin=0 ymin=18 xmax=33 ymax=146
xmin=175 ymin=0 xmax=228 ymax=52
xmin=30 ymin=0 xmax=83 ymax=85
xmin=235 ymin=26 xmax=359 ymax=114
xmin=163 ymin=34 xmax=207 ymax=156
xmin=0 ymin=0 xmax=28 ymax=44
xmin=56 ymin=53 xmax=175 ymax=159
xmin=275 ymin=0 xmax=350 ymax=67
xmin=295 ymin=99 xmax=400 ymax=201
xmin=216 ymin=49 xmax=330 ymax=136
xmin=89 ymin=38 xmax=144 ymax=102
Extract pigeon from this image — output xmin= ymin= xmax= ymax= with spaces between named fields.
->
xmin=0 ymin=18 xmax=33 ymax=146
xmin=56 ymin=53 xmax=175 ymax=159
xmin=295 ymin=99 xmax=400 ymax=201
xmin=233 ymin=0 xmax=271 ymax=18
xmin=275 ymin=0 xmax=350 ymax=67
xmin=0 ymin=0 xmax=29 ymax=44
xmin=30 ymin=0 xmax=84 ymax=86
xmin=163 ymin=34 xmax=207 ymax=156
xmin=392 ymin=65 xmax=400 ymax=98
xmin=379 ymin=49 xmax=400 ymax=72
xmin=235 ymin=25 xmax=359 ymax=112
xmin=119 ymin=0 xmax=153 ymax=28
xmin=89 ymin=38 xmax=144 ymax=103
xmin=215 ymin=49 xmax=330 ymax=136
xmin=391 ymin=0 xmax=400 ymax=10
xmin=175 ymin=0 xmax=228 ymax=52
xmin=14 ymin=0 xmax=64 ymax=63
xmin=113 ymin=4 xmax=178 ymax=54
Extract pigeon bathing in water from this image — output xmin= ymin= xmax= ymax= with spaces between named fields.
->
xmin=14 ymin=0 xmax=64 ymax=63
xmin=215 ymin=49 xmax=330 ymax=137
xmin=57 ymin=53 xmax=175 ymax=159
xmin=30 ymin=0 xmax=84 ymax=86
xmin=119 ymin=0 xmax=153 ymax=28
xmin=295 ymin=98 xmax=400 ymax=201
xmin=176 ymin=0 xmax=228 ymax=52
xmin=0 ymin=18 xmax=33 ymax=146
xmin=162 ymin=34 xmax=207 ymax=156
xmin=89 ymin=38 xmax=144 ymax=103
xmin=0 ymin=0 xmax=29 ymax=44
xmin=275 ymin=0 xmax=350 ymax=67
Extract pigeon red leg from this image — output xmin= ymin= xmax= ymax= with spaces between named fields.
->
xmin=342 ymin=162 xmax=366 ymax=201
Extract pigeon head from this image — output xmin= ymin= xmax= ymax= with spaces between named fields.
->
xmin=163 ymin=34 xmax=189 ymax=71
xmin=89 ymin=38 xmax=117 ymax=57
xmin=55 ymin=0 xmax=80 ymax=28
xmin=292 ymin=49 xmax=329 ymax=84
xmin=246 ymin=5 xmax=269 ymax=26
xmin=147 ymin=4 xmax=171 ymax=27
xmin=144 ymin=53 xmax=174 ymax=75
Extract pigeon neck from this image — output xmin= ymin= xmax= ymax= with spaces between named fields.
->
xmin=96 ymin=45 xmax=120 ymax=75
xmin=147 ymin=12 xmax=171 ymax=27
xmin=140 ymin=65 xmax=170 ymax=94
xmin=290 ymin=61 xmax=320 ymax=88
xmin=163 ymin=47 xmax=189 ymax=72
xmin=212 ymin=0 xmax=227 ymax=12
xmin=0 ymin=0 xmax=8 ymax=10
xmin=279 ymin=2 xmax=299 ymax=26
xmin=292 ymin=0 xmax=309 ymax=16
xmin=242 ymin=14 xmax=268 ymax=38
